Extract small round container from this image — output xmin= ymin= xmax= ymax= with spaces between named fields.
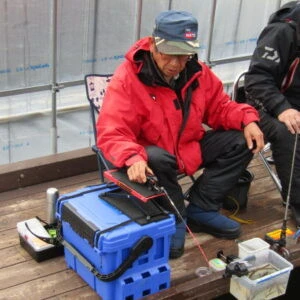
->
xmin=195 ymin=266 xmax=212 ymax=277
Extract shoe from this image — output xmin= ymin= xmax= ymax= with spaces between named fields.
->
xmin=290 ymin=204 xmax=300 ymax=229
xmin=169 ymin=220 xmax=186 ymax=259
xmin=186 ymin=203 xmax=241 ymax=239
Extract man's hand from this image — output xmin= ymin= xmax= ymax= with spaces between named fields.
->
xmin=127 ymin=160 xmax=154 ymax=184
xmin=243 ymin=122 xmax=264 ymax=154
xmin=278 ymin=109 xmax=300 ymax=134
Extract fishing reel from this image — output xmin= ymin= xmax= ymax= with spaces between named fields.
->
xmin=217 ymin=250 xmax=250 ymax=279
xmin=223 ymin=261 xmax=249 ymax=278
xmin=146 ymin=175 xmax=161 ymax=192
xmin=265 ymin=228 xmax=292 ymax=259
xmin=267 ymin=240 xmax=290 ymax=258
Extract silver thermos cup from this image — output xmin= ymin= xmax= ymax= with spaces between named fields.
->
xmin=46 ymin=187 xmax=59 ymax=224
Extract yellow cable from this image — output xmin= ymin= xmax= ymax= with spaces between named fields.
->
xmin=226 ymin=196 xmax=254 ymax=224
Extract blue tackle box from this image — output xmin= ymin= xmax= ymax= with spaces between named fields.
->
xmin=56 ymin=183 xmax=175 ymax=300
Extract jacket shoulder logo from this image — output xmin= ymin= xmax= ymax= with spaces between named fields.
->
xmin=261 ymin=46 xmax=280 ymax=63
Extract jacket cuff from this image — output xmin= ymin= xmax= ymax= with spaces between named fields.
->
xmin=241 ymin=112 xmax=260 ymax=129
xmin=125 ymin=154 xmax=145 ymax=167
xmin=273 ymin=102 xmax=292 ymax=118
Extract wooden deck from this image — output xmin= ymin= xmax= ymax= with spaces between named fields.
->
xmin=0 ymin=148 xmax=300 ymax=299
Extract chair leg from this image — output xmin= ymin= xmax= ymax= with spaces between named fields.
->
xmin=97 ymin=158 xmax=105 ymax=182
xmin=182 ymin=175 xmax=196 ymax=200
xmin=258 ymin=152 xmax=282 ymax=192
xmin=266 ymin=155 xmax=275 ymax=164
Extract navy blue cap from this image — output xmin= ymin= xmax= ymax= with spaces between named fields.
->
xmin=153 ymin=10 xmax=199 ymax=55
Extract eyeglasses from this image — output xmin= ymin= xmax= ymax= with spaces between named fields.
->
xmin=158 ymin=52 xmax=193 ymax=63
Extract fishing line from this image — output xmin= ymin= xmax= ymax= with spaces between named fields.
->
xmin=146 ymin=177 xmax=210 ymax=267
xmin=161 ymin=186 xmax=210 ymax=267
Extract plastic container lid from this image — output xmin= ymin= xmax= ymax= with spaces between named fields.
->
xmin=238 ymin=237 xmax=270 ymax=258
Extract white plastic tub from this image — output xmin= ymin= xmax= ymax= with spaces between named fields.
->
xmin=230 ymin=249 xmax=293 ymax=300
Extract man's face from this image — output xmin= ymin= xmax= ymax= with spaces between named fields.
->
xmin=150 ymin=38 xmax=191 ymax=83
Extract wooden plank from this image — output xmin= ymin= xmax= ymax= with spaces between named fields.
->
xmin=0 ymin=269 xmax=87 ymax=299
xmin=0 ymin=245 xmax=29 ymax=269
xmin=145 ymin=273 xmax=230 ymax=300
xmin=0 ymin=205 xmax=44 ymax=231
xmin=46 ymin=286 xmax=100 ymax=299
xmin=0 ymin=256 xmax=67 ymax=290
xmin=0 ymin=175 xmax=100 ymax=219
xmin=0 ymin=148 xmax=98 ymax=193
xmin=0 ymin=155 xmax=299 ymax=300
xmin=0 ymin=228 xmax=20 ymax=250
xmin=0 ymin=171 xmax=99 ymax=203
xmin=146 ymin=243 xmax=300 ymax=300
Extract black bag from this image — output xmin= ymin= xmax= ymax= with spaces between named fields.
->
xmin=223 ymin=169 xmax=254 ymax=211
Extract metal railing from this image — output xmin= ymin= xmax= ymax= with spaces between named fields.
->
xmin=0 ymin=0 xmax=269 ymax=162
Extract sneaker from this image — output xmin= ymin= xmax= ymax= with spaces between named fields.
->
xmin=290 ymin=204 xmax=300 ymax=229
xmin=169 ymin=220 xmax=186 ymax=259
xmin=186 ymin=203 xmax=241 ymax=239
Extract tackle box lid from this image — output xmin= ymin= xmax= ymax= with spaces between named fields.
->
xmin=57 ymin=184 xmax=175 ymax=252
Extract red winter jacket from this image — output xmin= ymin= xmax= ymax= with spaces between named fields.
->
xmin=97 ymin=37 xmax=259 ymax=175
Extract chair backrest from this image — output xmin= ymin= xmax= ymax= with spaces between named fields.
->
xmin=84 ymin=74 xmax=113 ymax=181
xmin=84 ymin=74 xmax=113 ymax=143
xmin=232 ymin=71 xmax=247 ymax=103
xmin=232 ymin=71 xmax=282 ymax=192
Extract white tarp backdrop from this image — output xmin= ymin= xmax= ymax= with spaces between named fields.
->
xmin=0 ymin=0 xmax=289 ymax=164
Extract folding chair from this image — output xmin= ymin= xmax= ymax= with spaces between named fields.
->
xmin=85 ymin=74 xmax=114 ymax=182
xmin=232 ymin=71 xmax=282 ymax=192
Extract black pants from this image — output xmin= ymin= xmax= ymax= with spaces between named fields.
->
xmin=259 ymin=110 xmax=300 ymax=205
xmin=146 ymin=130 xmax=253 ymax=216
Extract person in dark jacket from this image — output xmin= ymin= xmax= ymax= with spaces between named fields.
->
xmin=98 ymin=10 xmax=264 ymax=258
xmin=245 ymin=1 xmax=300 ymax=229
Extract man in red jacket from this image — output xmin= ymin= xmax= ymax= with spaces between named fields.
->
xmin=97 ymin=10 xmax=264 ymax=259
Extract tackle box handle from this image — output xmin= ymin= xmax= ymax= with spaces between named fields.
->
xmin=61 ymin=235 xmax=153 ymax=282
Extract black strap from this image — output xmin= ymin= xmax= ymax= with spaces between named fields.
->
xmin=57 ymin=198 xmax=160 ymax=281
xmin=60 ymin=231 xmax=153 ymax=282
xmin=25 ymin=217 xmax=60 ymax=246
xmin=56 ymin=184 xmax=160 ymax=281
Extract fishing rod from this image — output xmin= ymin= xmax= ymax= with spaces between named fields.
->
xmin=147 ymin=176 xmax=255 ymax=278
xmin=280 ymin=133 xmax=298 ymax=242
xmin=265 ymin=133 xmax=298 ymax=257
xmin=147 ymin=176 xmax=210 ymax=267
